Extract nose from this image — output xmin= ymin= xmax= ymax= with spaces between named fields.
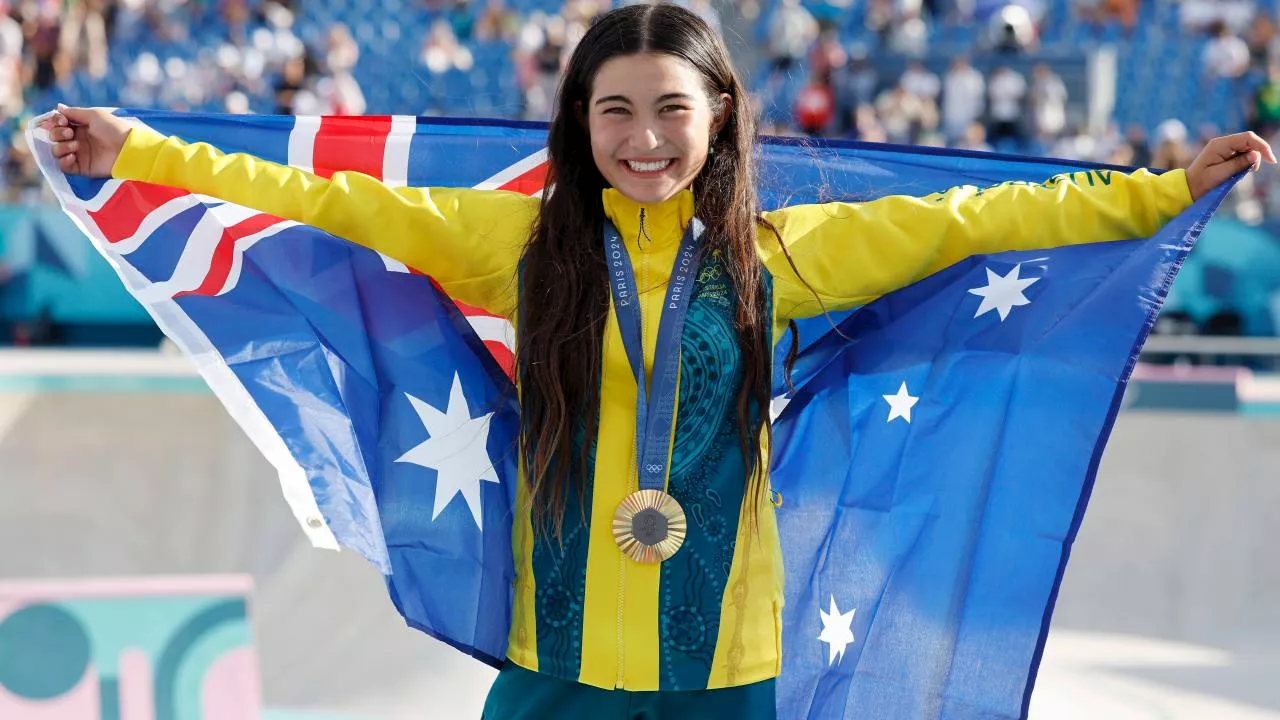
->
xmin=630 ymin=124 xmax=661 ymax=152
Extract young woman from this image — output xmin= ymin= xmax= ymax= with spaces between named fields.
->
xmin=44 ymin=4 xmax=1272 ymax=719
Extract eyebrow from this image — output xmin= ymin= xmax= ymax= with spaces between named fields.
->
xmin=593 ymin=93 xmax=697 ymax=106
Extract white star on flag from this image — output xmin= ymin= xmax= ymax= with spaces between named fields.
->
xmin=396 ymin=373 xmax=499 ymax=530
xmin=967 ymin=263 xmax=1041 ymax=321
xmin=818 ymin=595 xmax=857 ymax=666
xmin=882 ymin=382 xmax=919 ymax=423
xmin=770 ymin=394 xmax=792 ymax=422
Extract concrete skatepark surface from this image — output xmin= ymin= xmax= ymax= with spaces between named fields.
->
xmin=0 ymin=361 xmax=1276 ymax=718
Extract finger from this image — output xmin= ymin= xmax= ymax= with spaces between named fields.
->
xmin=1221 ymin=131 xmax=1277 ymax=163
xmin=1252 ymin=133 xmax=1278 ymax=164
xmin=55 ymin=103 xmax=91 ymax=126
xmin=1203 ymin=133 xmax=1251 ymax=162
xmin=1229 ymin=149 xmax=1261 ymax=173
xmin=58 ymin=153 xmax=76 ymax=172
xmin=1207 ymin=136 xmax=1248 ymax=162
xmin=52 ymin=140 xmax=78 ymax=158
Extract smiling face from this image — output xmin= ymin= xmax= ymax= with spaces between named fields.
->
xmin=586 ymin=52 xmax=727 ymax=205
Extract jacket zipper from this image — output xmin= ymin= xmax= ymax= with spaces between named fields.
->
xmin=616 ymin=206 xmax=649 ymax=688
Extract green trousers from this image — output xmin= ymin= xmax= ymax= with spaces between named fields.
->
xmin=481 ymin=662 xmax=777 ymax=720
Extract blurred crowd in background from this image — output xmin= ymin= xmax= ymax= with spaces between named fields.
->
xmin=0 ymin=0 xmax=1277 ymax=213
xmin=748 ymin=0 xmax=1280 ymax=223
xmin=0 ymin=0 xmax=1278 ymax=348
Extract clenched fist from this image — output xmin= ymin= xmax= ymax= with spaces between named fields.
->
xmin=40 ymin=104 xmax=133 ymax=178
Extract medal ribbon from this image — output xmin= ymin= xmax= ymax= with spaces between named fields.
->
xmin=603 ymin=215 xmax=704 ymax=494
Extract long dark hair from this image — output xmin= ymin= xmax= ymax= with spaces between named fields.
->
xmin=518 ymin=4 xmax=787 ymax=535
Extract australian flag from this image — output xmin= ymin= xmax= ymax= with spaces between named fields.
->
xmin=28 ymin=111 xmax=1236 ymax=719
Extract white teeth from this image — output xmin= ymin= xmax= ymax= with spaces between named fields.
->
xmin=626 ymin=159 xmax=672 ymax=172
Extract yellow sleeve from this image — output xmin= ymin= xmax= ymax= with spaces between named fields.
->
xmin=111 ymin=125 xmax=539 ymax=317
xmin=759 ymin=168 xmax=1194 ymax=320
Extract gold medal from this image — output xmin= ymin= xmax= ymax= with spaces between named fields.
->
xmin=612 ymin=489 xmax=686 ymax=563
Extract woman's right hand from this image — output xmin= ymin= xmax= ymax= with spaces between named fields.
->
xmin=41 ymin=104 xmax=133 ymax=178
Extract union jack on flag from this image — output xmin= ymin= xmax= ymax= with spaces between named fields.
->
xmin=30 ymin=111 xmax=547 ymax=665
xmin=28 ymin=110 xmax=1236 ymax=719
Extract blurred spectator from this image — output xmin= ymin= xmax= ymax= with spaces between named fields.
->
xmin=226 ymin=90 xmax=251 ymax=115
xmin=941 ymin=56 xmax=984 ymax=141
xmin=223 ymin=0 xmax=252 ymax=47
xmin=1093 ymin=121 xmax=1126 ymax=160
xmin=0 ymin=4 xmax=21 ymax=120
xmin=795 ymin=67 xmax=836 ymax=136
xmin=851 ymin=102 xmax=887 ymax=142
xmin=900 ymin=60 xmax=940 ymax=103
xmin=1074 ymin=0 xmax=1138 ymax=32
xmin=1150 ymin=119 xmax=1194 ymax=170
xmin=1125 ymin=124 xmax=1152 ymax=167
xmin=1202 ymin=21 xmax=1250 ymax=79
xmin=1070 ymin=0 xmax=1103 ymax=25
xmin=422 ymin=18 xmax=474 ymax=74
xmin=864 ymin=0 xmax=895 ymax=40
xmin=59 ymin=0 xmax=108 ymax=79
xmin=274 ymin=54 xmax=309 ymax=115
xmin=876 ymin=82 xmax=938 ymax=144
xmin=25 ymin=4 xmax=62 ymax=95
xmin=956 ymin=121 xmax=993 ymax=152
xmin=449 ymin=0 xmax=477 ymax=42
xmin=809 ymin=26 xmax=847 ymax=80
xmin=887 ymin=7 xmax=928 ymax=57
xmin=475 ymin=0 xmax=519 ymax=43
xmin=122 ymin=50 xmax=160 ymax=107
xmin=1245 ymin=13 xmax=1277 ymax=68
xmin=1254 ymin=64 xmax=1280 ymax=136
xmin=557 ymin=0 xmax=602 ymax=61
xmin=515 ymin=12 xmax=564 ymax=120
xmin=986 ymin=65 xmax=1026 ymax=146
xmin=323 ymin=24 xmax=366 ymax=115
xmin=1049 ymin=123 xmax=1097 ymax=161
xmin=1180 ymin=0 xmax=1255 ymax=35
xmin=1002 ymin=0 xmax=1047 ymax=24
xmin=875 ymin=85 xmax=914 ymax=144
xmin=984 ymin=4 xmax=1037 ymax=54
xmin=1107 ymin=0 xmax=1139 ymax=31
xmin=834 ymin=45 xmax=877 ymax=134
xmin=1028 ymin=63 xmax=1066 ymax=139
xmin=766 ymin=0 xmax=817 ymax=75
xmin=1105 ymin=137 xmax=1137 ymax=166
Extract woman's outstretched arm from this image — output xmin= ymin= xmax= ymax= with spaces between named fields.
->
xmin=761 ymin=132 xmax=1274 ymax=321
xmin=46 ymin=105 xmax=538 ymax=317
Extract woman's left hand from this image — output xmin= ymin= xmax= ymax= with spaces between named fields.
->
xmin=1186 ymin=131 xmax=1278 ymax=200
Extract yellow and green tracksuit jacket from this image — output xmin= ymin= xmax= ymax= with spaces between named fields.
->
xmin=113 ymin=125 xmax=1193 ymax=692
